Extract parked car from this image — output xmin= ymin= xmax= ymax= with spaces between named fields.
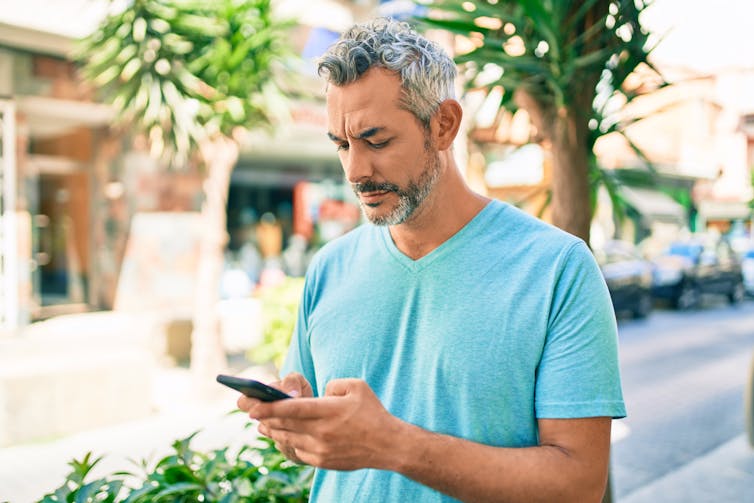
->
xmin=651 ymin=236 xmax=745 ymax=309
xmin=743 ymin=248 xmax=754 ymax=296
xmin=594 ymin=240 xmax=654 ymax=319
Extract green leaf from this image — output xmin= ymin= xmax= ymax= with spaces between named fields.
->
xmin=132 ymin=17 xmax=147 ymax=42
xmin=572 ymin=46 xmax=620 ymax=71
xmin=233 ymin=477 xmax=253 ymax=497
xmin=218 ymin=493 xmax=237 ymax=503
xmin=149 ymin=18 xmax=171 ymax=34
xmin=162 ymin=465 xmax=198 ymax=484
xmin=122 ymin=482 xmax=160 ymax=503
xmin=69 ymin=453 xmax=104 ymax=483
xmin=74 ymin=479 xmax=106 ymax=503
xmin=120 ymin=58 xmax=143 ymax=82
xmin=514 ymin=0 xmax=561 ymax=52
xmin=152 ymin=482 xmax=204 ymax=499
xmin=565 ymin=0 xmax=607 ymax=32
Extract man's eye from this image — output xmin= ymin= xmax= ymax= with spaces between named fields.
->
xmin=336 ymin=143 xmax=350 ymax=152
xmin=369 ymin=141 xmax=389 ymax=149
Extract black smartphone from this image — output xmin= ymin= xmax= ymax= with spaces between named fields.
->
xmin=216 ymin=374 xmax=292 ymax=402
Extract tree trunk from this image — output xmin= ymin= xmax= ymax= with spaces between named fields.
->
xmin=549 ymin=109 xmax=592 ymax=243
xmin=190 ymin=135 xmax=239 ymax=397
xmin=514 ymin=90 xmax=592 ymax=243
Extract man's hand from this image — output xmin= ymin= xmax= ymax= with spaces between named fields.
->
xmin=237 ymin=373 xmax=313 ymax=463
xmin=239 ymin=375 xmax=611 ymax=502
xmin=246 ymin=378 xmax=404 ymax=471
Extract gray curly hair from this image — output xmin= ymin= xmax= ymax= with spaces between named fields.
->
xmin=318 ymin=17 xmax=457 ymax=128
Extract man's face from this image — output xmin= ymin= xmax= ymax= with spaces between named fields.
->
xmin=326 ymin=68 xmax=441 ymax=226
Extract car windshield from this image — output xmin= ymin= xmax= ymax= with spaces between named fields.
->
xmin=667 ymin=243 xmax=702 ymax=259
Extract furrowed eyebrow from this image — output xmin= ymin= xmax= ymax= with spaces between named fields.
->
xmin=327 ymin=127 xmax=385 ymax=143
xmin=355 ymin=127 xmax=383 ymax=140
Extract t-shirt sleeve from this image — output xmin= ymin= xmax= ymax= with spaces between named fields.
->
xmin=280 ymin=267 xmax=319 ymax=397
xmin=535 ymin=240 xmax=627 ymax=419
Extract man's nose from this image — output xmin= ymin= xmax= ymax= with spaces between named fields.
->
xmin=342 ymin=145 xmax=374 ymax=184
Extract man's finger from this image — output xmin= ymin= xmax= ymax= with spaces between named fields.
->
xmin=251 ymin=396 xmax=341 ymax=420
xmin=237 ymin=395 xmax=263 ymax=412
xmin=279 ymin=372 xmax=312 ymax=397
xmin=257 ymin=421 xmax=270 ymax=437
xmin=324 ymin=378 xmax=363 ymax=397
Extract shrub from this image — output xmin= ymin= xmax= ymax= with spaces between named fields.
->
xmin=250 ymin=277 xmax=305 ymax=369
xmin=37 ymin=429 xmax=313 ymax=502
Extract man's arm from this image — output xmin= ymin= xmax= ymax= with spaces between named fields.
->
xmin=390 ymin=414 xmax=610 ymax=503
xmin=248 ymin=377 xmax=611 ymax=503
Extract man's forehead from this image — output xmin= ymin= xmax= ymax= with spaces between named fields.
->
xmin=326 ymin=81 xmax=406 ymax=132
xmin=325 ymin=68 xmax=402 ymax=105
xmin=326 ymin=98 xmax=400 ymax=135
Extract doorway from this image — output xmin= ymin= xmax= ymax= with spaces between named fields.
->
xmin=35 ymin=169 xmax=89 ymax=308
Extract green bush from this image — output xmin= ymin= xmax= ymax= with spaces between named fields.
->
xmin=37 ymin=429 xmax=313 ymax=503
xmin=250 ymin=277 xmax=305 ymax=369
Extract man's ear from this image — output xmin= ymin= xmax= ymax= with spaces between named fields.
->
xmin=433 ymin=99 xmax=463 ymax=151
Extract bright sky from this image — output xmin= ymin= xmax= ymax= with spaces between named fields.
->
xmin=640 ymin=0 xmax=754 ymax=72
xmin=0 ymin=0 xmax=113 ymax=38
xmin=1 ymin=0 xmax=753 ymax=73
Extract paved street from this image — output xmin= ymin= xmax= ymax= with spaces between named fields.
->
xmin=613 ymin=298 xmax=754 ymax=501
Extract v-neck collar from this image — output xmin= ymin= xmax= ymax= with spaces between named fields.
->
xmin=378 ymin=200 xmax=499 ymax=273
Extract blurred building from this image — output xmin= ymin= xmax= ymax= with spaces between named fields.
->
xmin=10 ymin=0 xmax=752 ymax=331
xmin=0 ymin=23 xmax=113 ymax=327
xmin=466 ymin=60 xmax=754 ymax=248
xmin=603 ymin=66 xmax=753 ymax=233
xmin=0 ymin=0 xmax=410 ymax=331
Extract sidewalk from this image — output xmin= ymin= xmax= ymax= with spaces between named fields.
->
xmin=0 ymin=365 xmax=273 ymax=503
xmin=618 ymin=434 xmax=754 ymax=503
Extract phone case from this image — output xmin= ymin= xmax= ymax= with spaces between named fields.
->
xmin=216 ymin=374 xmax=291 ymax=401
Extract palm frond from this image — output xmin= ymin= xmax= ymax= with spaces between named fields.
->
xmin=76 ymin=0 xmax=294 ymax=165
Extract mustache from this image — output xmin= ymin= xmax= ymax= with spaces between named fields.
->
xmin=351 ymin=181 xmax=400 ymax=194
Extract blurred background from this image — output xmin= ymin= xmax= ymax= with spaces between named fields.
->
xmin=0 ymin=0 xmax=753 ymax=502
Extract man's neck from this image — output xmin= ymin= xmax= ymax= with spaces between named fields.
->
xmin=387 ymin=184 xmax=489 ymax=261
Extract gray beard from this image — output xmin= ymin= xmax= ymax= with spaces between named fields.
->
xmin=362 ymin=150 xmax=440 ymax=226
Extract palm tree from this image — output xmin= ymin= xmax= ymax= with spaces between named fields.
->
xmin=77 ymin=0 xmax=292 ymax=391
xmin=417 ymin=0 xmax=663 ymax=243
xmin=417 ymin=4 xmax=661 ymax=500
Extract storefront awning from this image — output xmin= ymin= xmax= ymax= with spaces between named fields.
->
xmin=16 ymin=96 xmax=114 ymax=139
xmin=620 ymin=186 xmax=687 ymax=223
xmin=697 ymin=200 xmax=752 ymax=221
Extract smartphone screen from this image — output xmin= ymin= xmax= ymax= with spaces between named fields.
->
xmin=216 ymin=374 xmax=291 ymax=402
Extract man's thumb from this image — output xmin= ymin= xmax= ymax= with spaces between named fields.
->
xmin=324 ymin=378 xmax=361 ymax=397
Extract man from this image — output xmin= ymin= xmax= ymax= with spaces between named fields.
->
xmin=238 ymin=18 xmax=625 ymax=503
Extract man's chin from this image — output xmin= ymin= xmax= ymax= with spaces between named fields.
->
xmin=362 ymin=204 xmax=413 ymax=226
xmin=361 ymin=204 xmax=390 ymax=226
xmin=363 ymin=209 xmax=386 ymax=225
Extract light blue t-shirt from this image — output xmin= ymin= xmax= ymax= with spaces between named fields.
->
xmin=282 ymin=200 xmax=626 ymax=502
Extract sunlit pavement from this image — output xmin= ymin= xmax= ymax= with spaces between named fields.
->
xmin=613 ymin=299 xmax=754 ymax=502
xmin=619 ymin=434 xmax=754 ymax=502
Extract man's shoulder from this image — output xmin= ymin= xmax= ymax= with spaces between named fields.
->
xmin=485 ymin=200 xmax=583 ymax=249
